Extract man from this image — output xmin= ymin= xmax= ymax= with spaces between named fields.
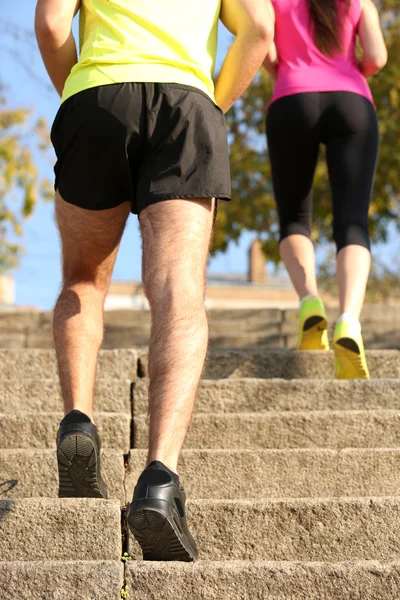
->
xmin=35 ymin=0 xmax=273 ymax=561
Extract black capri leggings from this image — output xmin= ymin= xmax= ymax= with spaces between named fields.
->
xmin=266 ymin=91 xmax=379 ymax=252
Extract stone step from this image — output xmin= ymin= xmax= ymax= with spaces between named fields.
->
xmin=0 ymin=561 xmax=124 ymax=600
xmin=126 ymin=560 xmax=400 ymax=599
xmin=126 ymin=448 xmax=400 ymax=499
xmin=127 ymin=497 xmax=400 ymax=561
xmin=133 ymin=410 xmax=400 ymax=450
xmin=0 ymin=349 xmax=138 ymax=380
xmin=133 ymin=378 xmax=400 ymax=414
xmin=3 ymin=377 xmax=399 ymax=416
xmin=0 ymin=413 xmax=131 ymax=452
xmin=0 ymin=379 xmax=132 ymax=414
xmin=2 ymin=348 xmax=398 ymax=380
xmin=4 ymin=448 xmax=399 ymax=502
xmin=0 ymin=499 xmax=121 ymax=561
xmin=3 ymin=448 xmax=399 ymax=501
xmin=0 ymin=450 xmax=126 ymax=503
xmin=138 ymin=349 xmax=400 ymax=379
xmin=3 ymin=327 xmax=399 ymax=350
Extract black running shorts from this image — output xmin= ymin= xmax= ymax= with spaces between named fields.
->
xmin=51 ymin=83 xmax=231 ymax=214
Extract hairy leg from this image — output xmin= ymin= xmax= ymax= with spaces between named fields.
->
xmin=140 ymin=199 xmax=215 ymax=473
xmin=280 ymin=235 xmax=319 ymax=300
xmin=53 ymin=193 xmax=130 ymax=418
xmin=336 ymin=245 xmax=371 ymax=319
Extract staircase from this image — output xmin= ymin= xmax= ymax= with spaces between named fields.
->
xmin=1 ymin=346 xmax=400 ymax=598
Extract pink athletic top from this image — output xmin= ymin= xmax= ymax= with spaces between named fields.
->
xmin=270 ymin=0 xmax=374 ymax=105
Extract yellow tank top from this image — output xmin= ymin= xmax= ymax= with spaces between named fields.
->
xmin=62 ymin=0 xmax=221 ymax=103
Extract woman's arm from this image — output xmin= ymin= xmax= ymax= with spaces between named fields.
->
xmin=35 ymin=0 xmax=81 ymax=96
xmin=263 ymin=41 xmax=278 ymax=81
xmin=358 ymin=0 xmax=388 ymax=77
xmin=262 ymin=1 xmax=278 ymax=80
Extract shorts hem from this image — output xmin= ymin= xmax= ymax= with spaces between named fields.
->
xmin=135 ymin=193 xmax=231 ymax=215
xmin=55 ymin=185 xmax=130 ymax=212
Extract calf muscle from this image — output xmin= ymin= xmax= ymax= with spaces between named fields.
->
xmin=140 ymin=199 xmax=214 ymax=471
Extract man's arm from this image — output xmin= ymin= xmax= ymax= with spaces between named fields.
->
xmin=215 ymin=0 xmax=274 ymax=113
xmin=35 ymin=0 xmax=80 ymax=96
xmin=358 ymin=0 xmax=387 ymax=77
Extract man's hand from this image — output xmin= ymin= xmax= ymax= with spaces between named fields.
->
xmin=215 ymin=0 xmax=274 ymax=113
xmin=35 ymin=0 xmax=81 ymax=96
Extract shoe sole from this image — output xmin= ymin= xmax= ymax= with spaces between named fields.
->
xmin=128 ymin=504 xmax=197 ymax=562
xmin=298 ymin=316 xmax=329 ymax=350
xmin=334 ymin=337 xmax=370 ymax=380
xmin=57 ymin=433 xmax=106 ymax=498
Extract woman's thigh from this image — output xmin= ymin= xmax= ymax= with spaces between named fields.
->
xmin=323 ymin=92 xmax=379 ymax=248
xmin=266 ymin=94 xmax=321 ymax=233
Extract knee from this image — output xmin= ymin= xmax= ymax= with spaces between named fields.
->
xmin=143 ymin=270 xmax=205 ymax=313
xmin=61 ymin=262 xmax=109 ymax=297
xmin=334 ymin=223 xmax=370 ymax=253
xmin=280 ymin=223 xmax=311 ymax=243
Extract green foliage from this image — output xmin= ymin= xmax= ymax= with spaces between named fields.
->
xmin=214 ymin=0 xmax=400 ymax=262
xmin=120 ymin=585 xmax=130 ymax=599
xmin=121 ymin=552 xmax=131 ymax=562
xmin=0 ymin=92 xmax=52 ymax=272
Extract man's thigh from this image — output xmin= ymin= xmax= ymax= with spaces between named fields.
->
xmin=140 ymin=198 xmax=215 ymax=291
xmin=56 ymin=192 xmax=131 ymax=286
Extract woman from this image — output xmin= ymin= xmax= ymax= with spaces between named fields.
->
xmin=264 ymin=0 xmax=387 ymax=378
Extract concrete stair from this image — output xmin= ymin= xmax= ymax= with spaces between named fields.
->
xmin=0 ymin=562 xmax=124 ymax=600
xmin=133 ymin=410 xmax=400 ymax=449
xmin=0 ymin=449 xmax=126 ymax=502
xmin=126 ymin=561 xmax=400 ymax=598
xmin=4 ymin=448 xmax=400 ymax=501
xmin=1 ymin=307 xmax=400 ymax=349
xmin=0 ymin=413 xmax=131 ymax=451
xmin=134 ymin=377 xmax=400 ymax=412
xmin=0 ymin=350 xmax=133 ymax=599
xmin=1 ymin=348 xmax=400 ymax=379
xmin=0 ymin=349 xmax=138 ymax=379
xmin=139 ymin=349 xmax=400 ymax=379
xmin=1 ymin=347 xmax=400 ymax=598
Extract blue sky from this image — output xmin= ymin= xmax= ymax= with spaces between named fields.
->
xmin=2 ymin=1 xmax=398 ymax=309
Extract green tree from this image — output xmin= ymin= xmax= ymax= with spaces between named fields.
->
xmin=0 ymin=92 xmax=52 ymax=272
xmin=214 ymin=0 xmax=400 ymax=261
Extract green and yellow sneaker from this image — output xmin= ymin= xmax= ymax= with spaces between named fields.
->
xmin=333 ymin=318 xmax=370 ymax=379
xmin=297 ymin=295 xmax=329 ymax=351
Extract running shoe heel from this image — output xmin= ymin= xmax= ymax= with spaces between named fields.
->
xmin=127 ymin=461 xmax=198 ymax=562
xmin=297 ymin=296 xmax=329 ymax=350
xmin=128 ymin=501 xmax=196 ymax=562
xmin=299 ymin=315 xmax=329 ymax=350
xmin=333 ymin=320 xmax=370 ymax=380
xmin=57 ymin=432 xmax=107 ymax=498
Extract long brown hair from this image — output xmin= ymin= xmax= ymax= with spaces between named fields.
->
xmin=307 ymin=0 xmax=351 ymax=56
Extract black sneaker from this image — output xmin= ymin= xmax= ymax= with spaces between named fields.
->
xmin=127 ymin=460 xmax=198 ymax=561
xmin=56 ymin=410 xmax=108 ymax=499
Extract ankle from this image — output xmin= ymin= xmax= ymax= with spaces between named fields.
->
xmin=147 ymin=455 xmax=178 ymax=476
xmin=337 ymin=312 xmax=361 ymax=332
xmin=62 ymin=408 xmax=94 ymax=423
xmin=300 ymin=293 xmax=320 ymax=301
xmin=299 ymin=293 xmax=321 ymax=308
